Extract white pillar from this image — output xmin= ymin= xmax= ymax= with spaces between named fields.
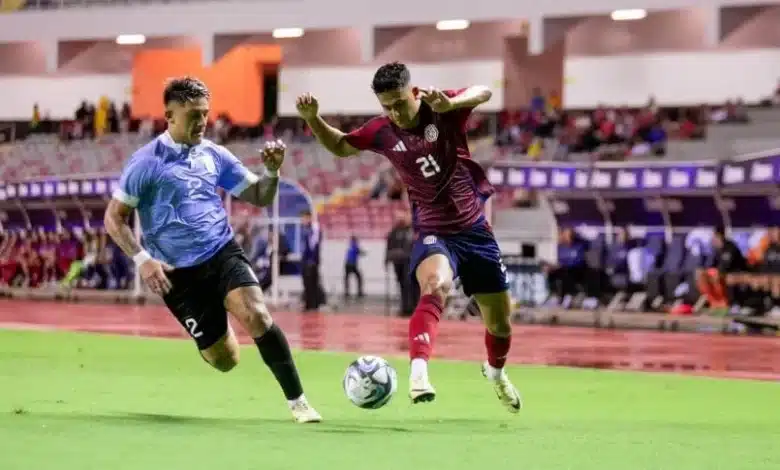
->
xmin=527 ymin=16 xmax=544 ymax=56
xmin=200 ymin=33 xmax=215 ymax=67
xmin=43 ymin=38 xmax=58 ymax=73
xmin=359 ymin=25 xmax=375 ymax=63
xmin=702 ymin=7 xmax=721 ymax=48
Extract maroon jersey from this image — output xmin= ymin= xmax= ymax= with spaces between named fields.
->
xmin=344 ymin=89 xmax=494 ymax=234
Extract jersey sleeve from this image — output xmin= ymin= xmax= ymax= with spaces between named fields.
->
xmin=113 ymin=154 xmax=155 ymax=209
xmin=216 ymin=145 xmax=260 ymax=197
xmin=344 ymin=118 xmax=384 ymax=151
xmin=444 ymin=88 xmax=475 ymax=131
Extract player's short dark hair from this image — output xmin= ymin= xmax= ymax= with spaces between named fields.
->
xmin=163 ymin=76 xmax=210 ymax=106
xmin=371 ymin=62 xmax=411 ymax=94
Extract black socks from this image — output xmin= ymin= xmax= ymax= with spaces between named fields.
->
xmin=254 ymin=323 xmax=304 ymax=401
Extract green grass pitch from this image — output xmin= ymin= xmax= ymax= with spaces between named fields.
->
xmin=0 ymin=329 xmax=778 ymax=470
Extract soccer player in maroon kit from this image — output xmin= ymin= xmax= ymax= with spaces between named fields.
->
xmin=296 ymin=62 xmax=521 ymax=413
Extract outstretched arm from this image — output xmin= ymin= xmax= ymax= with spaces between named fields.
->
xmin=296 ymin=93 xmax=360 ymax=158
xmin=419 ymin=85 xmax=492 ymax=113
xmin=447 ymin=85 xmax=492 ymax=109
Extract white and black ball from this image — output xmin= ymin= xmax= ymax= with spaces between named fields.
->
xmin=343 ymin=355 xmax=398 ymax=409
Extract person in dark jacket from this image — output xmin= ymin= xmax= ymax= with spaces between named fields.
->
xmin=300 ymin=211 xmax=325 ymax=311
xmin=545 ymin=228 xmax=588 ymax=303
xmin=385 ymin=211 xmax=415 ymax=316
xmin=696 ymin=227 xmax=746 ymax=310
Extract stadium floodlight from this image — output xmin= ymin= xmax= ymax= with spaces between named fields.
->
xmin=610 ymin=9 xmax=647 ymax=21
xmin=436 ymin=20 xmax=470 ymax=31
xmin=273 ymin=28 xmax=304 ymax=39
xmin=115 ymin=34 xmax=146 ymax=45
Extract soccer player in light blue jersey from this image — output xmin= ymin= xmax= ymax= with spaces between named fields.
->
xmin=104 ymin=77 xmax=321 ymax=423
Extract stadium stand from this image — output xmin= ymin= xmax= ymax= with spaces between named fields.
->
xmin=0 ymin=37 xmax=778 ymax=333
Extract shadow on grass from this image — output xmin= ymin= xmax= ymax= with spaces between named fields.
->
xmin=7 ymin=409 xmax=514 ymax=434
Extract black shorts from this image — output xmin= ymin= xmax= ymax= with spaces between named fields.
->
xmin=162 ymin=239 xmax=259 ymax=350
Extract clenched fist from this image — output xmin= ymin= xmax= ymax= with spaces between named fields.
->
xmin=296 ymin=93 xmax=319 ymax=120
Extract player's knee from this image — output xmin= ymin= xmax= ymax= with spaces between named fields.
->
xmin=420 ymin=273 xmax=451 ymax=302
xmin=485 ymin=316 xmax=512 ymax=337
xmin=204 ymin=348 xmax=240 ymax=372
xmin=244 ymin=304 xmax=274 ymax=337
xmin=211 ymin=354 xmax=239 ymax=372
xmin=201 ymin=335 xmax=241 ymax=372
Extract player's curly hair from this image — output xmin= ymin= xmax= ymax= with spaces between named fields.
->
xmin=163 ymin=76 xmax=210 ymax=106
xmin=371 ymin=62 xmax=411 ymax=94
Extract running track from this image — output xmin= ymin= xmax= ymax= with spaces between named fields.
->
xmin=0 ymin=300 xmax=778 ymax=381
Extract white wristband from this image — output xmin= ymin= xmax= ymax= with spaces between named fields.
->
xmin=133 ymin=250 xmax=152 ymax=266
xmin=265 ymin=167 xmax=280 ymax=178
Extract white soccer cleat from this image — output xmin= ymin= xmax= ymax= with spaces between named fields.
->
xmin=289 ymin=396 xmax=322 ymax=423
xmin=482 ymin=362 xmax=522 ymax=413
xmin=409 ymin=375 xmax=436 ymax=404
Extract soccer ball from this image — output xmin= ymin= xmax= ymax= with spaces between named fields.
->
xmin=343 ymin=355 xmax=398 ymax=409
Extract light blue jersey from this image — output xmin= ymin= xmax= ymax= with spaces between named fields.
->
xmin=113 ymin=132 xmax=258 ymax=268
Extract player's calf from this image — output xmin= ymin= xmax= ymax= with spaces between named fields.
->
xmin=474 ymin=291 xmax=522 ymax=413
xmin=408 ymin=254 xmax=453 ymax=404
xmin=475 ymin=291 xmax=512 ymax=371
xmin=226 ymin=285 xmax=321 ymax=423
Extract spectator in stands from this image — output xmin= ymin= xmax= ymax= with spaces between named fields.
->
xmin=0 ymin=230 xmax=19 ymax=287
xmin=759 ymin=227 xmax=780 ymax=317
xmin=644 ymin=120 xmax=668 ymax=156
xmin=626 ymin=237 xmax=655 ymax=293
xmin=120 ymin=102 xmax=132 ymax=134
xmin=545 ymin=228 xmax=588 ymax=308
xmin=61 ymin=228 xmax=99 ymax=288
xmin=107 ymin=101 xmax=119 ymax=134
xmin=696 ymin=227 xmax=747 ymax=313
xmin=84 ymin=228 xmax=114 ymax=289
xmin=385 ymin=211 xmax=415 ymax=316
xmin=677 ymin=108 xmax=706 ymax=139
xmin=106 ymin=240 xmax=131 ymax=289
xmin=18 ymin=234 xmax=41 ymax=287
xmin=86 ymin=103 xmax=98 ymax=138
xmin=530 ymin=87 xmax=546 ymax=114
xmin=547 ymin=90 xmax=561 ymax=113
xmin=710 ymin=99 xmax=750 ymax=124
xmin=31 ymin=103 xmax=40 ymax=132
xmin=56 ymin=228 xmax=80 ymax=281
xmin=606 ymin=228 xmax=632 ymax=294
xmin=94 ymin=96 xmax=109 ymax=138
xmin=343 ymin=235 xmax=364 ymax=300
xmin=39 ymin=230 xmax=57 ymax=285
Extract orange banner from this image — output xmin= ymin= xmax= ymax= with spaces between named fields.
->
xmin=131 ymin=44 xmax=281 ymax=125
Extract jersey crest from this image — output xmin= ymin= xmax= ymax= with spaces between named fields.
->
xmin=424 ymin=124 xmax=439 ymax=143
xmin=190 ymin=150 xmax=217 ymax=175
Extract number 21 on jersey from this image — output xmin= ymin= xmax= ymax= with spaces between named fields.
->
xmin=416 ymin=154 xmax=441 ymax=178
